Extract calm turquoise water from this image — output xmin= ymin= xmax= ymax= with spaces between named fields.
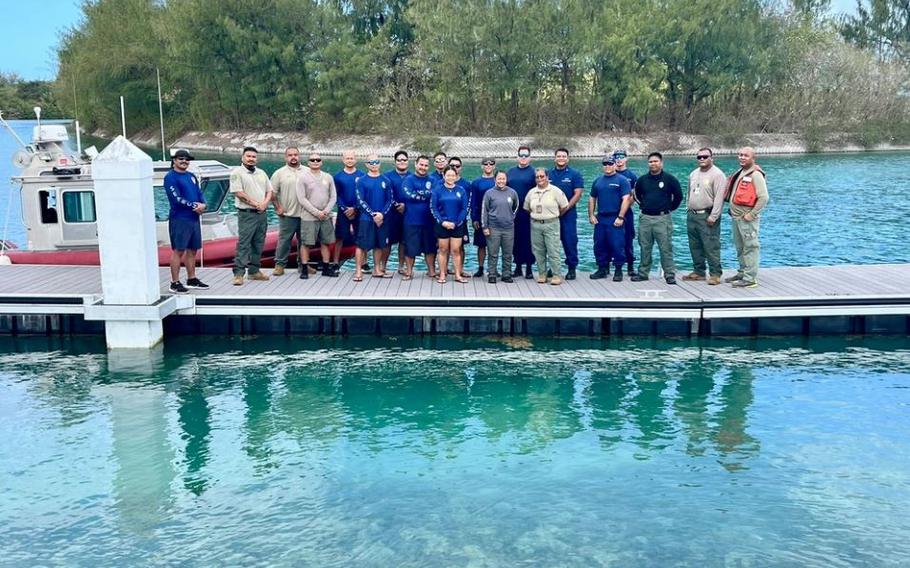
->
xmin=3 ymin=122 xmax=910 ymax=270
xmin=2 ymin=336 xmax=910 ymax=566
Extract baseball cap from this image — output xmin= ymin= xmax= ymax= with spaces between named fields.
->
xmin=602 ymin=156 xmax=616 ymax=165
xmin=172 ymin=149 xmax=195 ymax=160
xmin=612 ymin=149 xmax=627 ymax=159
xmin=482 ymin=157 xmax=496 ymax=165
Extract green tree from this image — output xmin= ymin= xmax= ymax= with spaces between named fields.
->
xmin=840 ymin=0 xmax=910 ymax=60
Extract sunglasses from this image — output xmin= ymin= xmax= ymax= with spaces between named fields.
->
xmin=175 ymin=158 xmax=190 ymax=162
xmin=367 ymin=160 xmax=381 ymax=165
xmin=602 ymin=161 xmax=615 ymax=166
xmin=309 ymin=157 xmax=322 ymax=162
xmin=482 ymin=161 xmax=495 ymax=166
xmin=451 ymin=164 xmax=462 ymax=168
xmin=518 ymin=153 xmax=531 ymax=158
xmin=696 ymin=155 xmax=711 ymax=160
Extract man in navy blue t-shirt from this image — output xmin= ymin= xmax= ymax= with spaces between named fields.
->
xmin=548 ymin=147 xmax=584 ymax=279
xmin=588 ymin=156 xmax=632 ymax=281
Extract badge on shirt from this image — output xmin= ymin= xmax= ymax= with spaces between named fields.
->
xmin=507 ymin=197 xmax=513 ymax=204
xmin=658 ymin=181 xmax=665 ymax=189
xmin=536 ymin=205 xmax=542 ymax=214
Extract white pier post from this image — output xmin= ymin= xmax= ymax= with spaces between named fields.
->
xmin=92 ymin=136 xmax=163 ymax=349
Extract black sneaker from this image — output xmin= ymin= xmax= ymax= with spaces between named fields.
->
xmin=566 ymin=268 xmax=576 ymax=280
xmin=590 ymin=267 xmax=608 ymax=280
xmin=665 ymin=275 xmax=677 ymax=285
xmin=326 ymin=263 xmax=340 ymax=277
xmin=488 ymin=275 xmax=497 ymax=284
xmin=630 ymin=274 xmax=648 ymax=282
xmin=547 ymin=269 xmax=553 ymax=278
xmin=627 ymin=265 xmax=635 ymax=276
xmin=513 ymin=266 xmax=523 ymax=277
xmin=169 ymin=281 xmax=189 ymax=294
xmin=299 ymin=269 xmax=309 ymax=279
xmin=501 ymin=275 xmax=513 ymax=283
xmin=362 ymin=263 xmax=371 ymax=271
xmin=525 ymin=270 xmax=535 ymax=279
xmin=185 ymin=277 xmax=209 ymax=289
xmin=474 ymin=268 xmax=484 ymax=278
xmin=613 ymin=267 xmax=624 ymax=282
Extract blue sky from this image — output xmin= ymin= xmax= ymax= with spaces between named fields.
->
xmin=0 ymin=0 xmax=860 ymax=81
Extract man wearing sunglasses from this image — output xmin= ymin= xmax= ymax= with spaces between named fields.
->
xmin=383 ymin=150 xmax=410 ymax=275
xmin=164 ymin=149 xmax=208 ymax=294
xmin=296 ymin=153 xmax=338 ymax=279
xmin=471 ymin=157 xmax=497 ymax=278
xmin=353 ymin=154 xmax=393 ymax=281
xmin=270 ymin=147 xmax=304 ymax=277
xmin=684 ymin=148 xmax=727 ymax=285
xmin=506 ymin=145 xmax=537 ymax=278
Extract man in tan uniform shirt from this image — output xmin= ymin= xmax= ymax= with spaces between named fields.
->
xmin=229 ymin=146 xmax=273 ymax=285
xmin=270 ymin=147 xmax=304 ymax=276
xmin=296 ymin=153 xmax=338 ymax=278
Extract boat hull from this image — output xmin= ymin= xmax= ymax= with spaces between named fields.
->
xmin=2 ymin=231 xmax=356 ymax=268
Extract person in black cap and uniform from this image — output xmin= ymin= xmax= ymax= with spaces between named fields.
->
xmin=630 ymin=152 xmax=682 ymax=285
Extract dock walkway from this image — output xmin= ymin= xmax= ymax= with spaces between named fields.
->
xmin=1 ymin=264 xmax=908 ymax=337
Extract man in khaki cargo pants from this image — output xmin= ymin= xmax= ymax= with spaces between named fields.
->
xmin=725 ymin=146 xmax=769 ymax=288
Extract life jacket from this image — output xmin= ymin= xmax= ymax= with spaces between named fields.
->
xmin=725 ymin=165 xmax=764 ymax=208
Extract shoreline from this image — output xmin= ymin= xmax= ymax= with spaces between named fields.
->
xmin=118 ymin=129 xmax=910 ymax=159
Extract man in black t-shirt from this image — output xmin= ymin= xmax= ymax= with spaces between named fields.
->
xmin=630 ymin=152 xmax=682 ymax=285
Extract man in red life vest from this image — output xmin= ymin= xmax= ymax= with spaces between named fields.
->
xmin=725 ymin=147 xmax=769 ymax=288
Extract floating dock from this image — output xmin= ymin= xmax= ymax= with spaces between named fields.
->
xmin=1 ymin=264 xmax=908 ymax=337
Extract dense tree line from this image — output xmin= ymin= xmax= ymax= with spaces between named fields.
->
xmin=0 ymin=73 xmax=62 ymax=119
xmin=52 ymin=0 xmax=910 ymax=144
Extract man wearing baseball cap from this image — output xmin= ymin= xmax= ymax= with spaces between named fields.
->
xmin=164 ymin=149 xmax=209 ymax=294
xmin=613 ymin=149 xmax=638 ymax=276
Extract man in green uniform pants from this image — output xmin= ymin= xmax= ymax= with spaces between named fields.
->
xmin=230 ymin=146 xmax=273 ymax=286
xmin=684 ymin=147 xmax=727 ymax=285
xmin=631 ymin=152 xmax=683 ymax=285
xmin=725 ymin=146 xmax=769 ymax=288
xmin=270 ymin=147 xmax=304 ymax=277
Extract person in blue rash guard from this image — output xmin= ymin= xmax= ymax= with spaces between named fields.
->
xmin=431 ymin=165 xmax=470 ymax=284
xmin=613 ymin=149 xmax=638 ymax=275
xmin=400 ymin=155 xmax=438 ymax=280
xmin=383 ymin=150 xmax=410 ymax=275
xmin=471 ymin=157 xmax=497 ymax=277
xmin=164 ymin=149 xmax=209 ymax=294
xmin=353 ymin=154 xmax=393 ymax=281
xmin=447 ymin=156 xmax=473 ymax=277
xmin=333 ymin=150 xmax=365 ymax=270
xmin=507 ymin=145 xmax=537 ymax=278
xmin=588 ymin=156 xmax=632 ymax=282
xmin=547 ymin=147 xmax=584 ymax=280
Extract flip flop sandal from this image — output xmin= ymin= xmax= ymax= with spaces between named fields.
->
xmin=353 ymin=275 xmax=364 ymax=282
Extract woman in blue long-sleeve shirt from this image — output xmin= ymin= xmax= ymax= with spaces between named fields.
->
xmin=430 ymin=166 xmax=470 ymax=283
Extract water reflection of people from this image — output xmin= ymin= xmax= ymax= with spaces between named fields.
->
xmin=177 ymin=377 xmax=211 ymax=495
xmin=713 ymin=365 xmax=759 ymax=472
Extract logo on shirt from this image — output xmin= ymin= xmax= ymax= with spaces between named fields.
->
xmin=425 ymin=181 xmax=432 ymax=189
xmin=658 ymin=181 xmax=665 ymax=189
xmin=381 ymin=181 xmax=386 ymax=189
xmin=456 ymin=191 xmax=462 ymax=198
xmin=507 ymin=197 xmax=513 ymax=204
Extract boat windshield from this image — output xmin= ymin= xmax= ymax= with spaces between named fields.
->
xmin=153 ymin=178 xmax=230 ymax=221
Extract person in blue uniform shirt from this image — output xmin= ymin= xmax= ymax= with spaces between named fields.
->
xmin=333 ymin=150 xmax=365 ymax=271
xmin=506 ymin=145 xmax=537 ymax=278
xmin=383 ymin=150 xmax=410 ymax=275
xmin=471 ymin=157 xmax=497 ymax=277
xmin=614 ymin=149 xmax=638 ymax=275
xmin=547 ymin=147 xmax=584 ymax=280
xmin=430 ymin=151 xmax=448 ymax=184
xmin=400 ymin=155 xmax=437 ymax=280
xmin=431 ymin=165 xmax=470 ymax=284
xmin=164 ymin=149 xmax=209 ymax=294
xmin=353 ymin=154 xmax=393 ymax=281
xmin=588 ymin=156 xmax=632 ymax=281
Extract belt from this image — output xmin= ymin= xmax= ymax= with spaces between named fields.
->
xmin=532 ymin=217 xmax=558 ymax=224
xmin=642 ymin=210 xmax=671 ymax=216
xmin=688 ymin=208 xmax=709 ymax=214
xmin=238 ymin=208 xmax=264 ymax=214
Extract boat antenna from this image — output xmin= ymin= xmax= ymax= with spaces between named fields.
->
xmin=34 ymin=106 xmax=42 ymax=141
xmin=120 ymin=96 xmax=126 ymax=138
xmin=156 ymin=67 xmax=166 ymax=161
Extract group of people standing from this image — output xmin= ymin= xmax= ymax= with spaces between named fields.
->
xmin=164 ymin=143 xmax=769 ymax=293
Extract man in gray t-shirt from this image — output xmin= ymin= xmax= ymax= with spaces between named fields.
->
xmin=481 ymin=171 xmax=520 ymax=283
xmin=684 ymin=147 xmax=727 ymax=285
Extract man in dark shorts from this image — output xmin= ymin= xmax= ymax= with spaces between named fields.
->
xmin=164 ymin=149 xmax=209 ymax=294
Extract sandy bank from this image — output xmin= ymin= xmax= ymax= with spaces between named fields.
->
xmin=125 ymin=130 xmax=910 ymax=159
